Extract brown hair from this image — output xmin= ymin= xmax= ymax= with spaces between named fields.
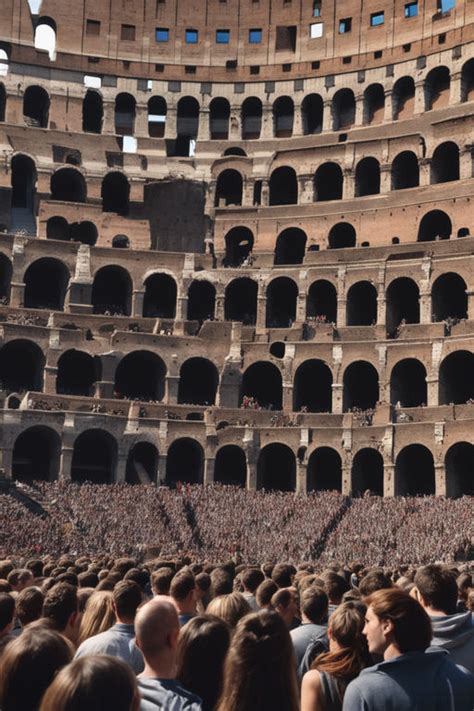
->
xmin=15 ymin=587 xmax=44 ymax=627
xmin=78 ymin=591 xmax=115 ymax=645
xmin=207 ymin=592 xmax=251 ymax=628
xmin=414 ymin=565 xmax=458 ymax=614
xmin=366 ymin=588 xmax=432 ymax=653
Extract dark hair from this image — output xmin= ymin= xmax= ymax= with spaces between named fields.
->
xmin=6 ymin=569 xmax=32 ymax=588
xmin=42 ymin=583 xmax=78 ymax=631
xmin=256 ymin=579 xmax=278 ymax=608
xmin=195 ymin=572 xmax=211 ymax=593
xmin=176 ymin=615 xmax=231 ymax=711
xmin=0 ymin=581 xmax=11 ymax=593
xmin=271 ymin=564 xmax=296 ymax=588
xmin=367 ymin=588 xmax=432 ymax=653
xmin=16 ymin=587 xmax=44 ymax=626
xmin=242 ymin=568 xmax=265 ymax=593
xmin=171 ymin=571 xmax=196 ymax=602
xmin=78 ymin=571 xmax=99 ymax=589
xmin=359 ymin=571 xmax=392 ymax=598
xmin=210 ymin=569 xmax=233 ymax=597
xmin=321 ymin=572 xmax=349 ymax=602
xmin=26 ymin=559 xmax=44 ymax=578
xmin=414 ymin=565 xmax=458 ymax=614
xmin=151 ymin=568 xmax=175 ymax=595
xmin=124 ymin=568 xmax=150 ymax=592
xmin=301 ymin=586 xmax=328 ymax=624
xmin=0 ymin=562 xmax=14 ymax=580
xmin=0 ymin=593 xmax=15 ymax=631
xmin=113 ymin=580 xmax=142 ymax=620
xmin=56 ymin=573 xmax=78 ymax=587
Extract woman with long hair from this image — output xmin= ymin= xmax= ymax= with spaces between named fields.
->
xmin=206 ymin=591 xmax=250 ymax=628
xmin=301 ymin=601 xmax=370 ymax=711
xmin=216 ymin=610 xmax=299 ymax=711
xmin=78 ymin=590 xmax=115 ymax=645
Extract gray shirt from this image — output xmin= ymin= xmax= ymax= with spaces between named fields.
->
xmin=291 ymin=622 xmax=328 ymax=672
xmin=75 ymin=622 xmax=144 ymax=674
xmin=139 ymin=678 xmax=202 ymax=710
xmin=430 ymin=611 xmax=474 ymax=673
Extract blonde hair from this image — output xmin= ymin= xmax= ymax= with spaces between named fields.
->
xmin=207 ymin=592 xmax=250 ymax=628
xmin=78 ymin=591 xmax=115 ymax=645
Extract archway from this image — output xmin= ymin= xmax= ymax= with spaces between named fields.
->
xmin=224 ymin=226 xmax=254 ymax=266
xmin=445 ymin=443 xmax=474 ymax=497
xmin=112 ymin=234 xmax=130 ymax=249
xmin=178 ymin=358 xmax=219 ymax=405
xmin=328 ymin=223 xmax=356 ymax=249
xmin=148 ymin=96 xmax=166 ymax=137
xmin=346 ymin=282 xmax=377 ymax=325
xmin=241 ymin=97 xmax=262 ymax=139
xmin=115 ymin=92 xmax=136 ymax=135
xmin=351 ymin=449 xmax=383 ymax=496
xmin=24 ymin=258 xmax=69 ymax=310
xmin=214 ymin=446 xmax=246 ymax=487
xmin=332 ymin=89 xmax=355 ymax=130
xmin=69 ymin=221 xmax=98 ymax=246
xmin=391 ymin=151 xmax=419 ymax=190
xmin=269 ymin=167 xmax=297 ymax=205
xmin=166 ymin=438 xmax=204 ymax=485
xmin=314 ymin=163 xmax=343 ymax=201
xmin=12 ymin=427 xmax=60 ymax=482
xmin=273 ymin=96 xmax=294 ymax=137
xmin=71 ymin=429 xmax=117 ymax=484
xmin=392 ymin=76 xmax=415 ymax=120
xmin=176 ymin=96 xmax=199 ymax=155
xmin=241 ymin=361 xmax=282 ymax=410
xmin=126 ymin=442 xmax=159 ymax=484
xmin=439 ymin=351 xmax=474 ymax=405
xmin=209 ymin=97 xmax=230 ymax=140
xmin=257 ymin=444 xmax=295 ymax=491
xmin=224 ymin=278 xmax=257 ymax=324
xmin=34 ymin=17 xmax=56 ymax=60
xmin=46 ymin=216 xmax=68 ymax=241
xmin=50 ymin=168 xmax=86 ymax=203
xmin=386 ymin=278 xmax=420 ymax=333
xmin=430 ymin=142 xmax=459 ymax=184
xmin=23 ymin=86 xmax=49 ymax=127
xmin=293 ymin=360 xmax=332 ymax=412
xmin=101 ymin=172 xmax=130 ymax=214
xmin=461 ymin=59 xmax=474 ymax=102
xmin=0 ymin=339 xmax=44 ymax=392
xmin=395 ymin=444 xmax=435 ymax=496
xmin=307 ymin=447 xmax=342 ymax=492
xmin=274 ymin=228 xmax=307 ymax=265
xmin=265 ymin=277 xmax=298 ymax=328
xmin=56 ymin=350 xmax=100 ymax=396
xmin=343 ymin=361 xmax=379 ymax=411
xmin=115 ymin=351 xmax=166 ymax=401
xmin=417 ymin=210 xmax=451 ymax=242
xmin=92 ymin=266 xmax=132 ymax=316
xmin=432 ymin=273 xmax=467 ymax=322
xmin=215 ymin=170 xmax=243 ymax=206
xmin=83 ymin=90 xmax=103 ymax=133
xmin=0 ymin=253 xmax=12 ymax=303
xmin=355 ymin=158 xmax=380 ymax=196
xmin=425 ymin=66 xmax=450 ymax=111
xmin=143 ymin=273 xmax=177 ymax=318
xmin=187 ymin=281 xmax=216 ymax=321
xmin=11 ymin=155 xmax=36 ymax=210
xmin=363 ymin=83 xmax=385 ymax=125
xmin=223 ymin=147 xmax=247 ymax=157
xmin=390 ymin=359 xmax=427 ymax=407
xmin=302 ymin=93 xmax=323 ymax=134
xmin=306 ymin=280 xmax=337 ymax=322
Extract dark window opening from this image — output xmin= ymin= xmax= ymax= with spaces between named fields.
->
xmin=332 ymin=89 xmax=355 ymax=130
xmin=306 ymin=280 xmax=337 ymax=322
xmin=461 ymin=58 xmax=474 ymax=102
xmin=391 ymin=151 xmax=419 ymax=189
xmin=274 ymin=228 xmax=307 ymax=265
xmin=112 ymin=234 xmax=130 ymax=249
xmin=148 ymin=96 xmax=167 ymax=138
xmin=307 ymin=447 xmax=341 ymax=492
xmin=392 ymin=76 xmax=415 ymax=120
xmin=445 ymin=442 xmax=474 ymax=497
xmin=115 ymin=351 xmax=166 ymax=401
xmin=302 ymin=93 xmax=323 ymax=135
xmin=386 ymin=277 xmax=420 ymax=333
xmin=101 ymin=172 xmax=130 ymax=214
xmin=328 ymin=222 xmax=356 ymax=249
xmin=293 ymin=359 xmax=332 ymax=412
xmin=215 ymin=169 xmax=243 ymax=206
xmin=257 ymin=443 xmax=295 ymax=491
xmin=187 ymin=280 xmax=216 ymax=321
xmin=432 ymin=272 xmax=467 ymax=322
xmin=417 ymin=210 xmax=451 ymax=242
xmin=269 ymin=166 xmax=298 ymax=205
xmin=241 ymin=361 xmax=282 ymax=410
xmin=83 ymin=90 xmax=103 ymax=134
xmin=430 ymin=141 xmax=459 ymax=184
xmin=439 ymin=351 xmax=474 ymax=405
xmin=314 ymin=163 xmax=343 ymax=201
xmin=143 ymin=273 xmax=177 ymax=318
xmin=23 ymin=86 xmax=49 ymax=128
xmin=343 ymin=361 xmax=379 ymax=411
xmin=275 ymin=26 xmax=297 ymax=52
xmin=166 ymin=438 xmax=204 ymax=485
xmin=0 ymin=339 xmax=44 ymax=393
xmin=351 ymin=449 xmax=383 ymax=496
xmin=0 ymin=253 xmax=12 ymax=304
xmin=72 ymin=429 xmax=117 ymax=484
xmin=210 ymin=97 xmax=230 ymax=140
xmin=224 ymin=227 xmax=254 ymax=267
xmin=241 ymin=97 xmax=262 ymax=139
xmin=224 ymin=278 xmax=257 ymax=325
xmin=115 ymin=93 xmax=136 ymax=135
xmin=390 ymin=358 xmax=427 ymax=407
xmin=425 ymin=66 xmax=450 ymax=111
xmin=346 ymin=281 xmax=377 ymax=326
xmin=265 ymin=277 xmax=298 ymax=328
xmin=12 ymin=427 xmax=60 ymax=482
xmin=355 ymin=157 xmax=380 ymax=196
xmin=178 ymin=358 xmax=219 ymax=405
xmin=273 ymin=96 xmax=294 ymax=137
xmin=92 ymin=266 xmax=132 ymax=316
xmin=215 ymin=446 xmax=246 ymax=487
xmin=56 ymin=350 xmax=100 ymax=396
xmin=51 ymin=168 xmax=86 ymax=203
xmin=24 ymin=258 xmax=69 ymax=311
xmin=126 ymin=442 xmax=159 ymax=485
xmin=395 ymin=444 xmax=434 ymax=496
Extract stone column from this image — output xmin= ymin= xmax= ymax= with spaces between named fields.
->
xmin=343 ymin=169 xmax=355 ymax=200
xmin=102 ymin=99 xmax=116 ymax=135
xmin=298 ymin=174 xmax=314 ymax=204
xmin=435 ymin=462 xmax=446 ymax=496
xmin=243 ymin=179 xmax=254 ymax=207
xmin=379 ymin=164 xmax=391 ymax=194
xmin=449 ymin=71 xmax=462 ymax=106
xmin=197 ymin=109 xmax=209 ymax=141
xmin=1 ymin=447 xmax=13 ymax=479
xmin=383 ymin=89 xmax=393 ymax=122
xmin=132 ymin=289 xmax=145 ymax=317
xmin=165 ymin=375 xmax=179 ymax=404
xmin=115 ymin=455 xmax=127 ymax=484
xmin=467 ymin=290 xmax=474 ymax=320
xmin=383 ymin=463 xmax=395 ymax=497
xmin=332 ymin=382 xmax=343 ymax=414
xmin=43 ymin=365 xmax=58 ymax=395
xmin=341 ymin=465 xmax=351 ymax=495
xmin=165 ymin=107 xmax=177 ymax=139
xmin=260 ymin=180 xmax=270 ymax=206
xmin=377 ymin=294 xmax=386 ymax=326
xmin=59 ymin=446 xmax=73 ymax=481
xmin=282 ymin=381 xmax=293 ymax=411
xmin=204 ymin=456 xmax=215 ymax=485
xmin=323 ymin=100 xmax=333 ymax=131
xmin=247 ymin=459 xmax=258 ymax=490
xmin=418 ymin=158 xmax=431 ymax=186
xmin=337 ymin=296 xmax=347 ymax=327
xmin=460 ymin=145 xmax=473 ymax=180
xmin=355 ymin=93 xmax=364 ymax=126
xmin=9 ymin=281 xmax=25 ymax=308
xmin=157 ymin=454 xmax=167 ymax=486
xmin=419 ymin=292 xmax=431 ymax=323
xmin=256 ymin=291 xmax=267 ymax=332
xmin=176 ymin=295 xmax=188 ymax=320
xmin=426 ymin=376 xmax=439 ymax=407
xmin=261 ymin=103 xmax=274 ymax=139
xmin=296 ymin=460 xmax=307 ymax=494
xmin=134 ymin=103 xmax=149 ymax=138
xmin=292 ymin=103 xmax=303 ymax=136
xmin=414 ymin=80 xmax=425 ymax=115
xmin=215 ymin=295 xmax=225 ymax=321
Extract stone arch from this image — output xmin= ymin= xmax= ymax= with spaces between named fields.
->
xmin=215 ymin=169 xmax=243 ymax=206
xmin=430 ymin=141 xmax=459 ymax=184
xmin=148 ymin=96 xmax=166 ymax=138
xmin=23 ymin=85 xmax=49 ymax=127
xmin=241 ymin=97 xmax=262 ymax=139
xmin=343 ymin=361 xmax=379 ymax=411
xmin=34 ymin=16 xmax=56 ymax=60
xmin=166 ymin=438 xmax=204 ymax=485
xmin=178 ymin=357 xmax=219 ymax=405
xmin=269 ymin=166 xmax=298 ymax=205
xmin=391 ymin=151 xmax=419 ymax=190
xmin=12 ymin=426 xmax=60 ymax=482
xmin=101 ymin=172 xmax=130 ymax=214
xmin=328 ymin=222 xmax=356 ymax=249
xmin=265 ymin=277 xmax=298 ymax=328
xmin=72 ymin=429 xmax=117 ymax=484
xmin=257 ymin=443 xmax=296 ymax=491
xmin=83 ymin=90 xmax=103 ymax=133
xmin=176 ymin=96 xmax=200 ymax=155
xmin=425 ymin=66 xmax=450 ymax=111
xmin=209 ymin=97 xmax=230 ymax=140
xmin=390 ymin=358 xmax=427 ymax=407
xmin=274 ymin=227 xmax=307 ymax=265
xmin=445 ymin=442 xmax=474 ymax=497
xmin=393 ymin=76 xmax=415 ymax=120
xmin=351 ymin=448 xmax=384 ymax=496
xmin=293 ymin=359 xmax=332 ymax=413
xmin=302 ymin=93 xmax=323 ymax=134
xmin=11 ymin=154 xmax=36 ymax=212
xmin=355 ymin=157 xmax=380 ymax=196
xmin=115 ymin=351 xmax=166 ymax=402
xmin=187 ymin=280 xmax=216 ymax=321
xmin=332 ymin=88 xmax=355 ymax=130
xmin=69 ymin=221 xmax=98 ymax=246
xmin=363 ymin=83 xmax=385 ymax=125
xmin=314 ymin=163 xmax=343 ymax=201
xmin=112 ymin=234 xmax=130 ymax=249
xmin=386 ymin=277 xmax=420 ymax=333
xmin=0 ymin=252 xmax=12 ymax=303
xmin=50 ymin=167 xmax=86 ymax=203
xmin=223 ymin=147 xmax=247 ymax=157
xmin=0 ymin=339 xmax=44 ymax=392
xmin=214 ymin=445 xmax=247 ymax=487
xmin=56 ymin=349 xmax=101 ymax=396
xmin=439 ymin=351 xmax=474 ymax=405
xmin=417 ymin=210 xmax=451 ymax=242
xmin=23 ymin=257 xmax=69 ymax=310
xmin=143 ymin=273 xmax=177 ymax=318
xmin=224 ymin=277 xmax=257 ymax=324
xmin=307 ymin=447 xmax=341 ymax=492
xmin=126 ymin=442 xmax=159 ymax=484
xmin=395 ymin=444 xmax=435 ymax=496
xmin=224 ymin=226 xmax=254 ymax=266
xmin=461 ymin=58 xmax=474 ymax=102
xmin=306 ymin=280 xmax=337 ymax=322
xmin=241 ymin=361 xmax=282 ymax=410
xmin=115 ymin=92 xmax=136 ymax=135
xmin=346 ymin=281 xmax=377 ymax=326
xmin=432 ymin=272 xmax=467 ymax=322
xmin=273 ymin=95 xmax=294 ymax=137
xmin=92 ymin=265 xmax=132 ymax=316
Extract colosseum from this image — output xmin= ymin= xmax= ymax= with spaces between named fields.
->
xmin=0 ymin=0 xmax=473 ymax=499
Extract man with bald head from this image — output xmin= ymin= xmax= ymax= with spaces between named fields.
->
xmin=135 ymin=596 xmax=202 ymax=710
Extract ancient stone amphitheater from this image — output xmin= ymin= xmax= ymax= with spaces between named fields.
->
xmin=0 ymin=0 xmax=473 ymax=499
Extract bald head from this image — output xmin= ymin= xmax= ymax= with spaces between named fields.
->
xmin=135 ymin=596 xmax=179 ymax=660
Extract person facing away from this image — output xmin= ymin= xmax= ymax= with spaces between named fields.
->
xmin=291 ymin=586 xmax=329 ymax=678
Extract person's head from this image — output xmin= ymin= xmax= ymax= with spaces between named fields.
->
xmin=255 ymin=579 xmax=278 ymax=609
xmin=241 ymin=568 xmax=265 ymax=594
xmin=210 ymin=568 xmax=233 ymax=597
xmin=456 ymin=572 xmax=472 ymax=603
xmin=170 ymin=571 xmax=196 ymax=614
xmin=0 ymin=562 xmax=14 ymax=580
xmin=271 ymin=587 xmax=299 ymax=628
xmin=77 ymin=571 xmax=99 ymax=589
xmin=151 ymin=567 xmax=175 ymax=596
xmin=0 ymin=628 xmax=72 ymax=711
xmin=206 ymin=592 xmax=250 ymax=628
xmin=15 ymin=587 xmax=44 ymax=627
xmin=26 ymin=559 xmax=44 ymax=579
xmin=414 ymin=565 xmax=458 ymax=615
xmin=364 ymin=588 xmax=431 ymax=658
xmin=42 ymin=583 xmax=80 ymax=644
xmin=195 ymin=572 xmax=211 ymax=601
xmin=124 ymin=568 xmax=150 ymax=593
xmin=113 ymin=580 xmax=142 ymax=624
xmin=135 ymin=597 xmax=180 ymax=671
xmin=217 ymin=610 xmax=299 ymax=711
xmin=312 ymin=602 xmax=370 ymax=680
xmin=301 ymin=586 xmax=328 ymax=624
xmin=271 ymin=564 xmax=296 ymax=589
xmin=6 ymin=569 xmax=34 ymax=593
xmin=359 ymin=571 xmax=392 ymax=598
xmin=467 ymin=589 xmax=474 ymax=613
xmin=176 ymin=615 xmax=231 ymax=710
xmin=39 ymin=655 xmax=139 ymax=711
xmin=321 ymin=572 xmax=349 ymax=604
xmin=0 ymin=593 xmax=15 ymax=636
xmin=78 ymin=591 xmax=115 ymax=645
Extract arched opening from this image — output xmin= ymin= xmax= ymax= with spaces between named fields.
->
xmin=101 ymin=172 xmax=130 ymax=214
xmin=56 ymin=350 xmax=100 ymax=396
xmin=273 ymin=96 xmax=294 ymax=137
xmin=293 ymin=360 xmax=332 ymax=412
xmin=209 ymin=97 xmax=230 ymax=140
xmin=112 ymin=234 xmax=130 ymax=249
xmin=69 ymin=221 xmax=97 ymax=246
xmin=126 ymin=442 xmax=159 ymax=484
xmin=115 ymin=351 xmax=166 ymax=402
xmin=47 ymin=218 xmax=68 ymax=242
xmin=257 ymin=444 xmax=295 ymax=491
xmin=363 ymin=83 xmax=385 ymax=125
xmin=143 ymin=273 xmax=177 ymax=318
xmin=166 ymin=438 xmax=204 ymax=485
xmin=224 ymin=278 xmax=257 ymax=324
xmin=82 ymin=90 xmax=103 ymax=133
xmin=23 ymin=86 xmax=49 ymax=127
xmin=269 ymin=167 xmax=297 ymax=205
xmin=430 ymin=142 xmax=459 ymax=184
xmin=241 ymin=97 xmax=262 ymax=139
xmin=392 ymin=76 xmax=415 ymax=120
xmin=266 ymin=277 xmax=298 ymax=328
xmin=432 ymin=273 xmax=467 ymax=322
xmin=50 ymin=168 xmax=86 ymax=203
xmin=439 ymin=351 xmax=474 ymax=405
xmin=24 ymin=258 xmax=69 ymax=310
xmin=386 ymin=278 xmax=420 ymax=333
xmin=187 ymin=280 xmax=216 ymax=321
xmin=0 ymin=339 xmax=44 ymax=392
xmin=343 ymin=361 xmax=379 ymax=411
xmin=314 ymin=163 xmax=343 ymax=201
xmin=92 ymin=266 xmax=132 ymax=316
xmin=176 ymin=96 xmax=200 ymax=155
xmin=307 ymin=280 xmax=337 ymax=322
xmin=115 ymin=92 xmax=136 ymax=135
xmin=445 ymin=443 xmax=474 ymax=497
xmin=355 ymin=158 xmax=380 ymax=197
xmin=346 ymin=282 xmax=377 ymax=326
xmin=148 ymin=96 xmax=166 ymax=138
xmin=0 ymin=83 xmax=6 ymax=122
xmin=395 ymin=444 xmax=435 ymax=496
xmin=417 ymin=210 xmax=451 ymax=242
xmin=390 ymin=359 xmax=427 ymax=407
xmin=352 ymin=449 xmax=383 ymax=496
xmin=302 ymin=93 xmax=323 ymax=135
xmin=34 ymin=17 xmax=56 ymax=60
xmin=307 ymin=447 xmax=341 ymax=492
xmin=391 ymin=151 xmax=419 ymax=190
xmin=72 ymin=430 xmax=117 ymax=484
xmin=328 ymin=223 xmax=356 ymax=249
xmin=332 ymin=89 xmax=355 ymax=130
xmin=425 ymin=66 xmax=450 ymax=111
xmin=224 ymin=226 xmax=254 ymax=266
xmin=215 ymin=170 xmax=243 ymax=206
xmin=461 ymin=58 xmax=474 ymax=102
xmin=274 ymin=228 xmax=307 ymax=265
xmin=241 ymin=361 xmax=282 ymax=410
xmin=178 ymin=358 xmax=219 ymax=405
xmin=215 ymin=446 xmax=246 ymax=487
xmin=11 ymin=154 xmax=36 ymax=211
xmin=12 ymin=426 xmax=60 ymax=482
xmin=223 ymin=147 xmax=247 ymax=156
xmin=0 ymin=253 xmax=12 ymax=303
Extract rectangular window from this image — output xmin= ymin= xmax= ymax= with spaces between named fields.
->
xmin=438 ymin=0 xmax=455 ymax=11
xmin=339 ymin=17 xmax=352 ymax=33
xmin=249 ymin=28 xmax=262 ymax=43
xmin=404 ymin=1 xmax=418 ymax=17
xmin=86 ymin=19 xmax=101 ymax=36
xmin=370 ymin=11 xmax=385 ymax=26
xmin=155 ymin=27 xmax=169 ymax=42
xmin=275 ymin=25 xmax=297 ymax=51
xmin=313 ymin=1 xmax=322 ymax=17
xmin=216 ymin=29 xmax=230 ymax=43
xmin=310 ymin=22 xmax=323 ymax=38
xmin=121 ymin=24 xmax=136 ymax=41
xmin=185 ymin=28 xmax=198 ymax=43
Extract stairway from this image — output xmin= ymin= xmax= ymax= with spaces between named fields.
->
xmin=10 ymin=208 xmax=37 ymax=236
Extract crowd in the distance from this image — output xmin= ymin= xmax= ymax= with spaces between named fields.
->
xmin=0 ymin=554 xmax=473 ymax=710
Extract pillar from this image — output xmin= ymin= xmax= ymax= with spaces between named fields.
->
xmin=419 ymin=292 xmax=431 ymax=323
xmin=379 ymin=164 xmax=391 ymax=194
xmin=377 ymin=295 xmax=386 ymax=325
xmin=332 ymin=382 xmax=343 ymax=414
xmin=282 ymin=382 xmax=293 ymax=411
xmin=342 ymin=169 xmax=355 ymax=200
xmin=176 ymin=295 xmax=188 ymax=320
xmin=1 ymin=447 xmax=12 ymax=479
xmin=229 ymin=106 xmax=240 ymax=140
xmin=256 ymin=292 xmax=267 ymax=332
xmin=460 ymin=146 xmax=473 ymax=180
xmin=337 ymin=297 xmax=347 ymax=327
xmin=261 ymin=103 xmax=273 ymax=139
xmin=355 ymin=94 xmax=364 ymax=126
xmin=298 ymin=175 xmax=314 ymax=204
xmin=59 ymin=446 xmax=73 ymax=481
xmin=296 ymin=460 xmax=306 ymax=494
xmin=204 ymin=456 xmax=215 ymax=485
xmin=115 ymin=455 xmax=127 ymax=484
xmin=132 ymin=289 xmax=145 ymax=317
xmin=418 ymin=158 xmax=431 ymax=186
xmin=426 ymin=377 xmax=439 ymax=407
xmin=296 ymin=291 xmax=307 ymax=322
xmin=293 ymin=103 xmax=303 ymax=136
xmin=165 ymin=375 xmax=179 ymax=404
xmin=414 ymin=80 xmax=425 ymax=115
xmin=243 ymin=180 xmax=254 ymax=207
xmin=165 ymin=107 xmax=177 ymax=139
xmin=341 ymin=465 xmax=351 ymax=495
xmin=134 ymin=103 xmax=149 ymax=138
xmin=247 ymin=459 xmax=257 ymax=490
xmin=157 ymin=454 xmax=167 ymax=486
xmin=383 ymin=463 xmax=395 ymax=497
xmin=435 ymin=462 xmax=446 ymax=496
xmin=43 ymin=365 xmax=57 ymax=395
xmin=215 ymin=295 xmax=225 ymax=320
xmin=102 ymin=99 xmax=116 ymax=135
xmin=467 ymin=290 xmax=474 ymax=319
xmin=323 ymin=100 xmax=333 ymax=131
xmin=383 ymin=90 xmax=393 ymax=122
xmin=197 ymin=108 xmax=209 ymax=141
xmin=261 ymin=179 xmax=269 ymax=206
xmin=449 ymin=71 xmax=462 ymax=106
xmin=9 ymin=281 xmax=24 ymax=308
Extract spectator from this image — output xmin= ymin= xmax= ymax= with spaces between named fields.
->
xmin=195 ymin=572 xmax=212 ymax=613
xmin=7 ymin=568 xmax=34 ymax=593
xmin=206 ymin=592 xmax=250 ymax=628
xmin=78 ymin=571 xmax=99 ymax=589
xmin=0 ymin=593 xmax=15 ymax=655
xmin=456 ymin=572 xmax=472 ymax=612
xmin=15 ymin=587 xmax=44 ymax=628
xmin=241 ymin=568 xmax=265 ymax=611
xmin=210 ymin=569 xmax=233 ymax=597
xmin=151 ymin=568 xmax=174 ymax=597
xmin=272 ymin=587 xmax=300 ymax=630
xmin=321 ymin=573 xmax=349 ymax=615
xmin=256 ymin=579 xmax=278 ymax=610
xmin=42 ymin=582 xmax=81 ymax=645
xmin=78 ymin=591 xmax=115 ymax=645
xmin=291 ymin=586 xmax=329 ymax=676
xmin=170 ymin=571 xmax=197 ymax=627
xmin=272 ymin=564 xmax=296 ymax=589
xmin=358 ymin=571 xmax=392 ymax=598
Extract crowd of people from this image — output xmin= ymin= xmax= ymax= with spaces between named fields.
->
xmin=0 ymin=553 xmax=472 ymax=710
